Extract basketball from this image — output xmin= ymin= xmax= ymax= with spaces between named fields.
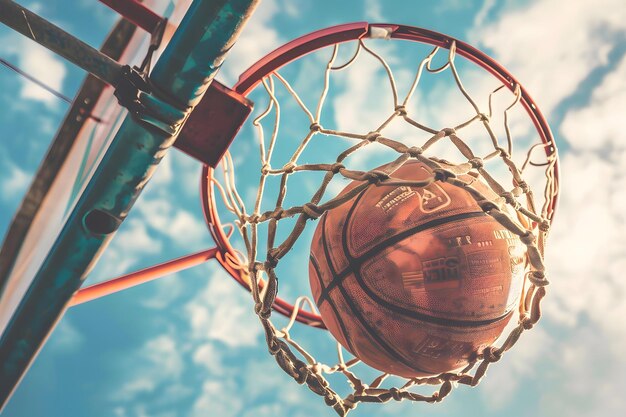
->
xmin=309 ymin=160 xmax=527 ymax=377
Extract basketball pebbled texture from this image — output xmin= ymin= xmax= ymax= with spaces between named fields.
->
xmin=309 ymin=160 xmax=527 ymax=377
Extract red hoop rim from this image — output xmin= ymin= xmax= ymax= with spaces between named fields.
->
xmin=200 ymin=22 xmax=560 ymax=329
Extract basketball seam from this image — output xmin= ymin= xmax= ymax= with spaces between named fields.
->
xmin=313 ymin=213 xmax=358 ymax=355
xmin=320 ymin=187 xmax=510 ymax=328
xmin=316 ymin=210 xmax=487 ymax=306
xmin=335 ymin=191 xmax=436 ymax=374
xmin=333 ymin=274 xmax=434 ymax=375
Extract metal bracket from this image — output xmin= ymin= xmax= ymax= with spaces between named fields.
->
xmin=113 ymin=65 xmax=188 ymax=136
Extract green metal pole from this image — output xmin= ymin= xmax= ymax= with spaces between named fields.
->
xmin=0 ymin=0 xmax=259 ymax=409
xmin=150 ymin=0 xmax=260 ymax=107
xmin=0 ymin=0 xmax=124 ymax=86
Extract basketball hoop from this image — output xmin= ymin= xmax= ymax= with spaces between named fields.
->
xmin=200 ymin=23 xmax=558 ymax=415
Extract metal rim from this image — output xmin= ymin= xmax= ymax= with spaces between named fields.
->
xmin=200 ymin=22 xmax=560 ymax=329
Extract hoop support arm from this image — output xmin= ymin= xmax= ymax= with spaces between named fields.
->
xmin=99 ymin=0 xmax=164 ymax=34
xmin=69 ymin=248 xmax=219 ymax=306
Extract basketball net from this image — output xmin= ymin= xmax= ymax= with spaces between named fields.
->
xmin=209 ymin=32 xmax=557 ymax=416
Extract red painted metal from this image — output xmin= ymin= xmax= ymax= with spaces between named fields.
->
xmin=200 ymin=23 xmax=560 ymax=329
xmin=235 ymin=22 xmax=370 ymax=95
xmin=175 ymin=81 xmax=253 ymax=167
xmin=99 ymin=0 xmax=163 ymax=34
xmin=69 ymin=248 xmax=219 ymax=306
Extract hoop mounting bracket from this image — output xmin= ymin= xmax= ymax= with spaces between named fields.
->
xmin=174 ymin=81 xmax=253 ymax=167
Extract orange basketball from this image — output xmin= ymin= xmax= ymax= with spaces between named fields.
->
xmin=309 ymin=160 xmax=527 ymax=377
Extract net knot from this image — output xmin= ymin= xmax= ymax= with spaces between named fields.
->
xmin=255 ymin=301 xmax=272 ymax=320
xmin=496 ymin=146 xmax=511 ymax=159
xmin=266 ymin=249 xmax=280 ymax=269
xmin=389 ymin=387 xmax=402 ymax=401
xmin=521 ymin=315 xmax=534 ymax=330
xmin=331 ymin=162 xmax=345 ymax=174
xmin=302 ymin=203 xmax=323 ymax=219
xmin=408 ymin=146 xmax=423 ymax=157
xmin=520 ymin=231 xmax=535 ymax=246
xmin=261 ymin=163 xmax=271 ymax=175
xmin=282 ymin=162 xmax=297 ymax=174
xmin=539 ymin=220 xmax=550 ymax=232
xmin=309 ymin=122 xmax=322 ymax=132
xmin=483 ymin=346 xmax=502 ymax=363
xmin=500 ymin=192 xmax=520 ymax=209
xmin=267 ymin=338 xmax=281 ymax=354
xmin=528 ymin=270 xmax=549 ymax=286
xmin=324 ymin=393 xmax=340 ymax=407
xmin=366 ymin=170 xmax=390 ymax=184
xmin=469 ymin=157 xmax=484 ymax=169
xmin=248 ymin=214 xmax=260 ymax=224
xmin=366 ymin=131 xmax=381 ymax=142
xmin=394 ymin=105 xmax=407 ymax=116
xmin=433 ymin=168 xmax=456 ymax=182
xmin=517 ymin=180 xmax=530 ymax=193
xmin=295 ymin=364 xmax=309 ymax=384
xmin=442 ymin=127 xmax=456 ymax=136
xmin=478 ymin=112 xmax=490 ymax=122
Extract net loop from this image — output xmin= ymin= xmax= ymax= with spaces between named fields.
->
xmin=528 ymin=270 xmax=548 ymax=287
xmin=468 ymin=157 xmax=484 ymax=169
xmin=500 ymin=191 xmax=521 ymax=209
xmin=394 ymin=105 xmax=407 ymax=116
xmin=482 ymin=346 xmax=503 ymax=363
xmin=366 ymin=131 xmax=381 ymax=142
xmin=365 ymin=170 xmax=390 ymax=184
xmin=310 ymin=122 xmax=323 ymax=132
xmin=331 ymin=162 xmax=346 ymax=173
xmin=389 ymin=387 xmax=402 ymax=401
xmin=407 ymin=146 xmax=424 ymax=157
xmin=302 ymin=202 xmax=324 ymax=219
xmin=282 ymin=162 xmax=297 ymax=174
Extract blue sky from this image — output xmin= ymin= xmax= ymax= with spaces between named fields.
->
xmin=1 ymin=0 xmax=626 ymax=416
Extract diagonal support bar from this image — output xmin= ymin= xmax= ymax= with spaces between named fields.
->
xmin=0 ymin=0 xmax=124 ymax=86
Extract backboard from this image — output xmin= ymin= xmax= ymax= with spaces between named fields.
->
xmin=0 ymin=0 xmax=192 ymax=404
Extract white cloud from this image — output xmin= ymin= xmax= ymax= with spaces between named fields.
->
xmin=364 ymin=0 xmax=385 ymax=21
xmin=471 ymin=0 xmax=626 ymax=115
xmin=135 ymin=197 xmax=208 ymax=249
xmin=217 ymin=0 xmax=282 ymax=85
xmin=192 ymin=342 xmax=223 ymax=374
xmin=113 ymin=219 xmax=162 ymax=255
xmin=185 ymin=266 xmax=261 ymax=347
xmin=140 ymin=273 xmax=184 ymax=309
xmin=113 ymin=333 xmax=186 ymax=401
xmin=169 ymin=210 xmax=206 ymax=247
xmin=561 ymin=52 xmax=626 ymax=151
xmin=0 ymin=35 xmax=67 ymax=108
xmin=1 ymin=162 xmax=31 ymax=199
xmin=192 ymin=380 xmax=243 ymax=417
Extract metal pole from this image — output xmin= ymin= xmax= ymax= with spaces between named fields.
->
xmin=99 ymin=0 xmax=163 ymax=34
xmin=69 ymin=248 xmax=218 ymax=306
xmin=150 ymin=0 xmax=261 ymax=107
xmin=0 ymin=0 xmax=124 ymax=86
xmin=0 ymin=0 xmax=260 ymax=408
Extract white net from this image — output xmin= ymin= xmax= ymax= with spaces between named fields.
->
xmin=208 ymin=29 xmax=557 ymax=415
